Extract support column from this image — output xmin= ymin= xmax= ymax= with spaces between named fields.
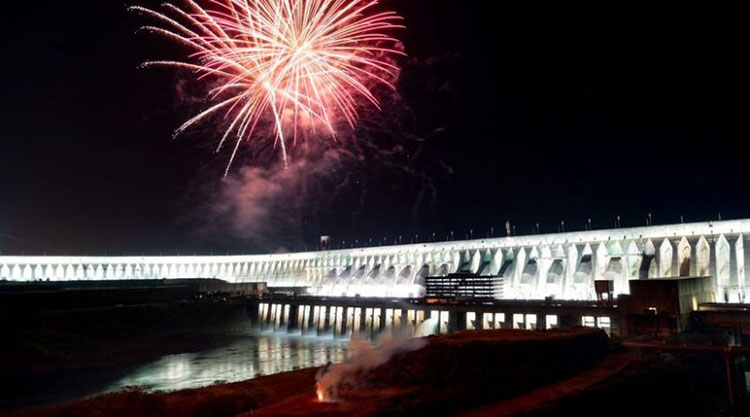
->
xmin=287 ymin=304 xmax=299 ymax=333
xmin=317 ymin=305 xmax=327 ymax=336
xmin=248 ymin=300 xmax=260 ymax=327
xmin=274 ymin=304 xmax=282 ymax=331
xmin=269 ymin=304 xmax=275 ymax=331
xmin=537 ymin=313 xmax=547 ymax=331
xmin=400 ymin=309 xmax=408 ymax=332
xmin=378 ymin=307 xmax=386 ymax=336
xmin=448 ymin=311 xmax=466 ymax=333
xmin=341 ymin=306 xmax=350 ymax=338
xmin=359 ymin=307 xmax=367 ymax=336
xmin=307 ymin=305 xmax=317 ymax=334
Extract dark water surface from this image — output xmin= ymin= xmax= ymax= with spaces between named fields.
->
xmin=1 ymin=332 xmax=350 ymax=413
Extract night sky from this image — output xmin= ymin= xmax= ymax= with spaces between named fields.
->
xmin=1 ymin=1 xmax=747 ymax=255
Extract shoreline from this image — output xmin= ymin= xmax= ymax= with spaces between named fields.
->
xmin=7 ymin=328 xmax=618 ymax=417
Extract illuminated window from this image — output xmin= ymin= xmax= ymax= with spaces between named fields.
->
xmin=525 ymin=314 xmax=537 ymax=330
xmin=494 ymin=313 xmax=505 ymax=329
xmin=466 ymin=312 xmax=476 ymax=330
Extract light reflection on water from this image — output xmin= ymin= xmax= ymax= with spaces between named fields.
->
xmin=102 ymin=332 xmax=350 ymax=393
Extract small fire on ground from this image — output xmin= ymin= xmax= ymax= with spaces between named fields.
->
xmin=315 ymin=383 xmax=330 ymax=403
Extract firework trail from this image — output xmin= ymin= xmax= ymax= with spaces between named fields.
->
xmin=131 ymin=0 xmax=405 ymax=174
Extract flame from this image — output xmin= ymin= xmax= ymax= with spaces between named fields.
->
xmin=315 ymin=382 xmax=326 ymax=403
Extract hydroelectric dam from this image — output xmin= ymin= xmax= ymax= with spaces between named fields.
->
xmin=2 ymin=219 xmax=747 ymax=301
xmin=2 ymin=220 xmax=749 ymax=338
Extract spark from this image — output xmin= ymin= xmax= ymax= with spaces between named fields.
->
xmin=131 ymin=0 xmax=405 ymax=174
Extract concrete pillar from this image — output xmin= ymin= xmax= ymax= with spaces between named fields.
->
xmin=365 ymin=308 xmax=373 ymax=337
xmin=268 ymin=303 xmax=276 ymax=330
xmin=282 ymin=304 xmax=290 ymax=328
xmin=449 ymin=311 xmax=466 ymax=333
xmin=305 ymin=305 xmax=316 ymax=334
xmin=287 ymin=304 xmax=299 ymax=332
xmin=249 ymin=301 xmax=260 ymax=327
xmin=358 ymin=307 xmax=367 ymax=335
xmin=317 ymin=306 xmax=326 ymax=336
xmin=262 ymin=303 xmax=272 ymax=330
xmin=537 ymin=313 xmax=546 ymax=331
xmin=328 ymin=306 xmax=337 ymax=332
xmin=325 ymin=305 xmax=333 ymax=333
xmin=341 ymin=306 xmax=351 ymax=338
xmin=415 ymin=309 xmax=425 ymax=329
xmin=274 ymin=304 xmax=283 ymax=331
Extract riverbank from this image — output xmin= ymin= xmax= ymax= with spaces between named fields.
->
xmin=0 ymin=282 xmax=259 ymax=412
xmin=4 ymin=326 xmax=729 ymax=416
xmin=6 ymin=328 xmax=637 ymax=417
xmin=1 ymin=300 xmax=253 ymax=378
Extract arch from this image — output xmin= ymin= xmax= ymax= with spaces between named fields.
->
xmin=414 ymin=264 xmax=431 ymax=287
xmin=12 ymin=265 xmax=22 ymax=280
xmin=395 ymin=265 xmax=413 ymax=293
xmin=625 ymin=241 xmax=642 ymax=280
xmin=607 ymin=241 xmax=624 ymax=258
xmin=544 ymin=258 xmax=565 ymax=299
xmin=518 ymin=254 xmax=540 ymax=299
xmin=346 ymin=265 xmax=367 ymax=296
xmin=594 ymin=243 xmax=609 ymax=281
xmin=64 ymin=264 xmax=74 ymax=279
xmin=716 ymin=235 xmax=731 ymax=293
xmin=658 ymin=238 xmax=673 ymax=277
xmin=338 ymin=265 xmax=353 ymax=279
xmin=639 ymin=240 xmax=657 ymax=279
xmin=604 ymin=257 xmax=627 ymax=295
xmin=574 ymin=254 xmax=593 ymax=284
xmin=498 ymin=250 xmax=516 ymax=287
xmin=397 ymin=265 xmax=412 ymax=281
xmin=677 ymin=237 xmax=691 ymax=277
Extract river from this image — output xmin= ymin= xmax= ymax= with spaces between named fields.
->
xmin=2 ymin=331 xmax=350 ymax=413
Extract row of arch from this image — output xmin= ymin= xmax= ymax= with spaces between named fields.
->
xmin=0 ymin=234 xmax=746 ymax=301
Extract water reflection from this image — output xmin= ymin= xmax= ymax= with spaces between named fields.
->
xmin=102 ymin=332 xmax=350 ymax=393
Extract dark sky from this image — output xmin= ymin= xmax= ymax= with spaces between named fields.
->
xmin=1 ymin=1 xmax=748 ymax=255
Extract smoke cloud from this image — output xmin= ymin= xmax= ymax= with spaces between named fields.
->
xmin=182 ymin=54 xmax=458 ymax=252
xmin=316 ymin=331 xmax=426 ymax=402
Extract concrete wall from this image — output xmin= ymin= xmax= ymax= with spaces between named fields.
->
xmin=2 ymin=219 xmax=750 ymax=302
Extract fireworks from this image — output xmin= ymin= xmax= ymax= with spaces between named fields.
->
xmin=131 ymin=0 xmax=405 ymax=174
